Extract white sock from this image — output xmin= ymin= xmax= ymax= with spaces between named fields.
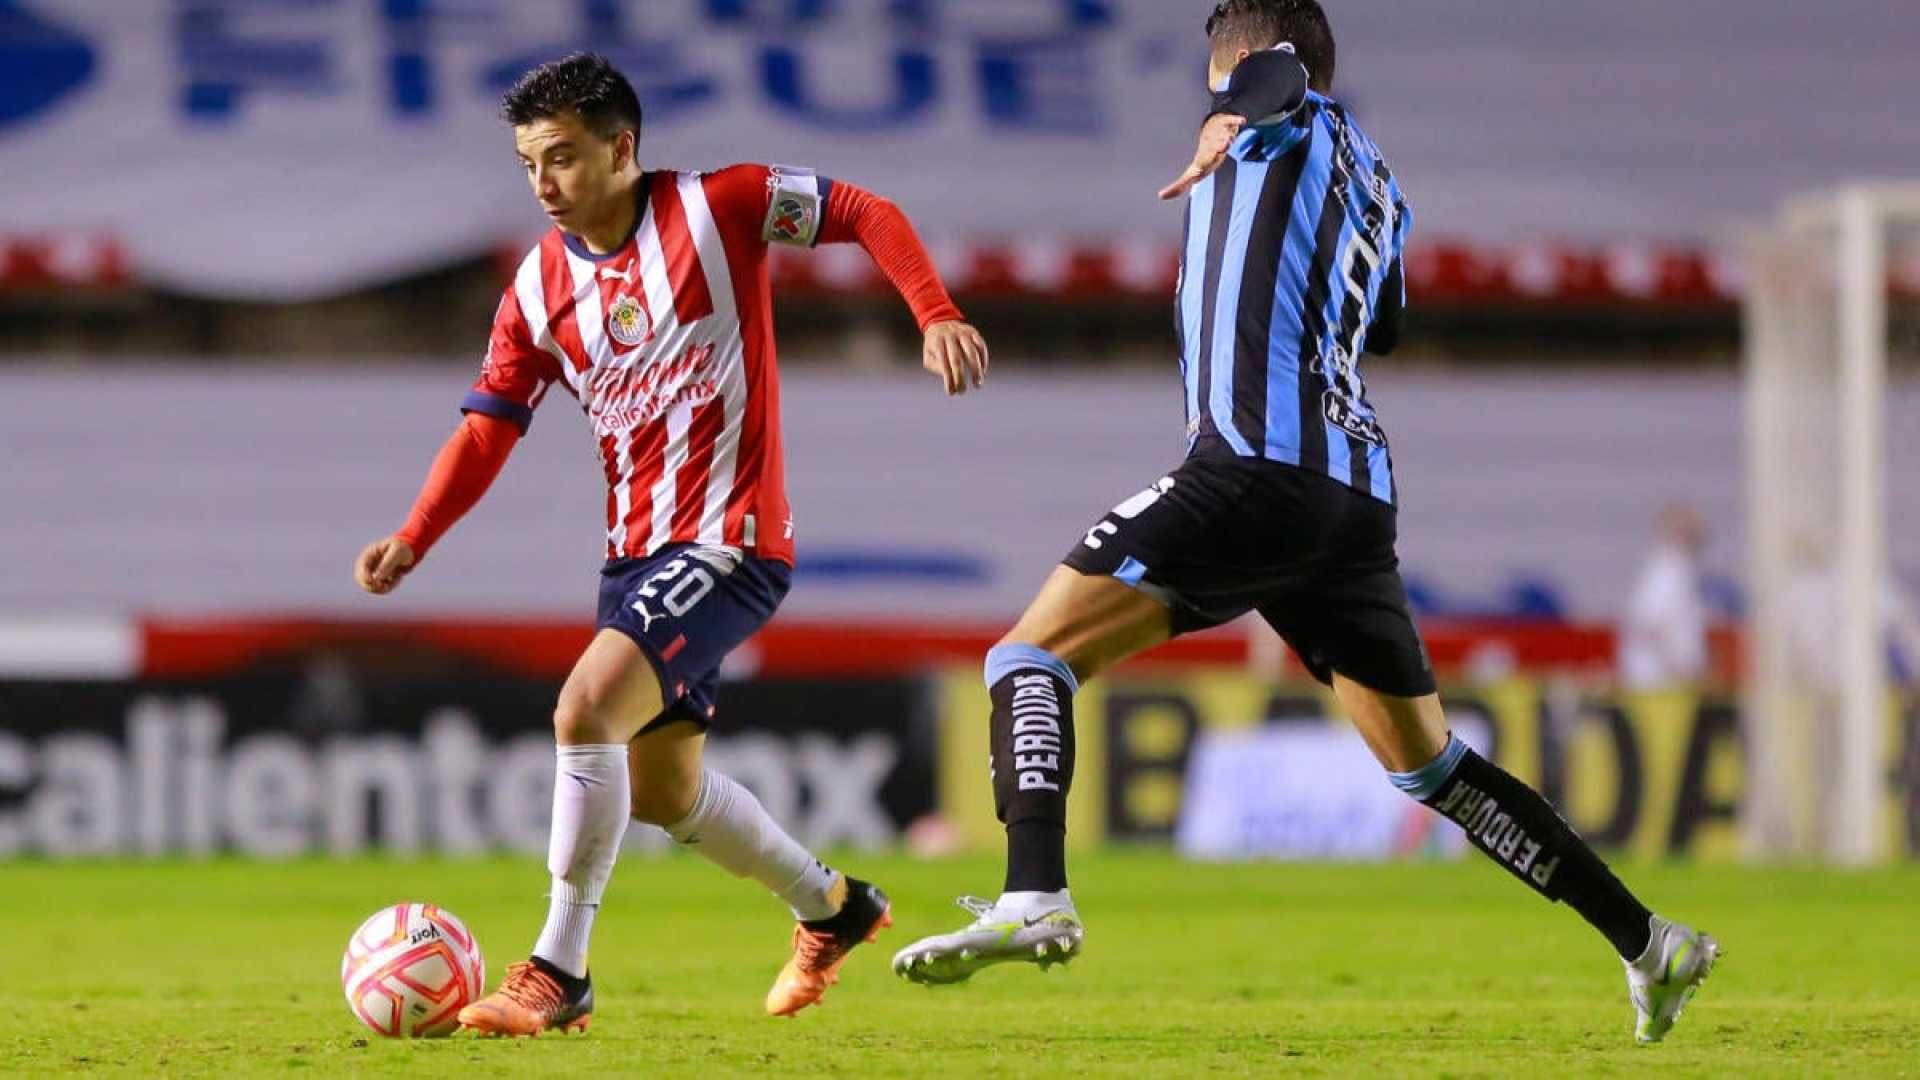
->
xmin=665 ymin=768 xmax=840 ymax=921
xmin=998 ymin=889 xmax=1073 ymax=916
xmin=532 ymin=744 xmax=630 ymax=978
xmin=1628 ymin=915 xmax=1669 ymax=971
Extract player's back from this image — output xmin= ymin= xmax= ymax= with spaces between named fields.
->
xmin=1176 ymin=91 xmax=1410 ymax=505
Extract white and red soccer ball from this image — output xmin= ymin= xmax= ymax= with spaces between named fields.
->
xmin=341 ymin=903 xmax=485 ymax=1038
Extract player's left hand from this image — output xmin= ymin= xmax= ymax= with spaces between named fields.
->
xmin=1158 ymin=113 xmax=1247 ymax=201
xmin=923 ymin=320 xmax=989 ymax=396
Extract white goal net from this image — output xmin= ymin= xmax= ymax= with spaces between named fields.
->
xmin=1743 ymin=184 xmax=1920 ymax=863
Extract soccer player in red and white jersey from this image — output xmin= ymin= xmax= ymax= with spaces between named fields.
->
xmin=352 ymin=53 xmax=987 ymax=1036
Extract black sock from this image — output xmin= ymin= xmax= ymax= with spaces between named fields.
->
xmin=1004 ymin=821 xmax=1068 ymax=894
xmin=988 ymin=661 xmax=1076 ymax=893
xmin=801 ymin=877 xmax=884 ymax=936
xmin=529 ymin=953 xmax=591 ymax=995
xmin=1423 ymin=747 xmax=1653 ymax=961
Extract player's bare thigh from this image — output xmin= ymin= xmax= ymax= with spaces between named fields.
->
xmin=1330 ymin=672 xmax=1450 ymax=772
xmin=554 ymin=629 xmax=706 ymax=823
xmin=555 ymin=629 xmax=666 ymax=746
xmin=1000 ymin=565 xmax=1174 ymax=685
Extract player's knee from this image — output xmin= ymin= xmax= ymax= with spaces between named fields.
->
xmin=986 ymin=639 xmax=1084 ymax=690
xmin=992 ymin=632 xmax=1089 ymax=686
xmin=996 ymin=623 xmax=1054 ymax=657
xmin=552 ymin=691 xmax=620 ymax=745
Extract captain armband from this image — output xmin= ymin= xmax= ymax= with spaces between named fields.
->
xmin=761 ymin=166 xmax=828 ymax=248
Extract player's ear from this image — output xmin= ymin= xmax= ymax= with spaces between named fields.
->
xmin=612 ymin=128 xmax=637 ymax=170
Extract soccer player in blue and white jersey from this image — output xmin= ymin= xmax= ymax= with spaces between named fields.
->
xmin=894 ymin=0 xmax=1717 ymax=1044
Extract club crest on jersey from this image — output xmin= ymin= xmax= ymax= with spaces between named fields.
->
xmin=607 ymin=294 xmax=651 ymax=348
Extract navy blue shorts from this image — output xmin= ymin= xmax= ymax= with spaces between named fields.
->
xmin=595 ymin=544 xmax=792 ymax=731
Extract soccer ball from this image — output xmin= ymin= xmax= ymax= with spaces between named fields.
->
xmin=340 ymin=903 xmax=485 ymax=1038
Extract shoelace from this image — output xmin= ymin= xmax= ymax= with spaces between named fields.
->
xmin=496 ymin=961 xmax=565 ymax=1014
xmin=790 ymin=925 xmax=847 ymax=973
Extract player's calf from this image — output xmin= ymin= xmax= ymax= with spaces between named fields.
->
xmin=987 ymin=642 xmax=1080 ymax=894
xmin=1390 ymin=733 xmax=1655 ymax=961
xmin=662 ymin=768 xmax=845 ymax=921
xmin=1389 ymin=729 xmax=1722 ymax=1042
xmin=982 ymin=568 xmax=1171 ymax=897
xmin=531 ymin=743 xmax=630 ymax=979
xmin=893 ymin=642 xmax=1090 ymax=986
xmin=626 ymin=724 xmax=706 ymax=827
xmin=661 ymin=768 xmax=895 ymax=1015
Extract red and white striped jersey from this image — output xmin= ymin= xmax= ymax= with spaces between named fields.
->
xmin=465 ymin=164 xmax=821 ymax=566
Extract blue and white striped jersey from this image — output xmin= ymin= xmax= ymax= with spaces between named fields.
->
xmin=1176 ymin=90 xmax=1411 ymax=504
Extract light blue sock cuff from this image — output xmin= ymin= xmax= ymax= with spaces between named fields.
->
xmin=984 ymin=643 xmax=1080 ymax=695
xmin=1388 ymin=733 xmax=1469 ymax=801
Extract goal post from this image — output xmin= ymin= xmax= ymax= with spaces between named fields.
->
xmin=1743 ymin=183 xmax=1920 ymax=863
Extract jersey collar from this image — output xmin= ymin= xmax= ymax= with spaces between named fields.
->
xmin=560 ymin=173 xmax=653 ymax=263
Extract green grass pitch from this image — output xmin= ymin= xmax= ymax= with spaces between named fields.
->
xmin=2 ymin=853 xmax=1915 ymax=1076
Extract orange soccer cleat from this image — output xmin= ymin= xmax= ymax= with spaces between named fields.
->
xmin=765 ymin=878 xmax=893 ymax=1017
xmin=457 ymin=958 xmax=594 ymax=1037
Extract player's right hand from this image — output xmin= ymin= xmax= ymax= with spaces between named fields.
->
xmin=1158 ymin=113 xmax=1247 ymax=201
xmin=355 ymin=536 xmax=418 ymax=596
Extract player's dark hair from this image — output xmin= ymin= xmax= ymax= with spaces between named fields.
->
xmin=1206 ymin=0 xmax=1336 ymax=93
xmin=500 ymin=52 xmax=643 ymax=152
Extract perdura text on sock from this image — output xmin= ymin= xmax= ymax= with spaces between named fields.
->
xmin=1008 ymin=674 xmax=1064 ymax=793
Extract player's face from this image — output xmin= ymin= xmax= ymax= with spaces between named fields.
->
xmin=512 ymin=112 xmax=634 ymax=232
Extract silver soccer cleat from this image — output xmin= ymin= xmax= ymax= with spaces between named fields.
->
xmin=892 ymin=894 xmax=1084 ymax=985
xmin=1626 ymin=915 xmax=1721 ymax=1044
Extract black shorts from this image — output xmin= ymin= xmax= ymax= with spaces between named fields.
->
xmin=1062 ymin=452 xmax=1436 ymax=697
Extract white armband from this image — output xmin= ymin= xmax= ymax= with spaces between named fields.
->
xmin=762 ymin=165 xmax=824 ymax=248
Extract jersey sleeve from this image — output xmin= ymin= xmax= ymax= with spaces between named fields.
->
xmin=1365 ymin=258 xmax=1405 ymax=356
xmin=463 ymin=287 xmax=561 ymax=435
xmin=703 ymin=162 xmax=838 ymax=250
xmin=392 ymin=412 xmax=521 ymax=561
xmin=816 ymin=180 xmax=964 ymax=330
xmin=1210 ymin=46 xmax=1309 ymax=126
xmin=1366 ymin=191 xmax=1414 ymax=356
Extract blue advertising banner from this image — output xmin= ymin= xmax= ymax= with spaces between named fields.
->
xmin=4 ymin=1 xmax=1916 ymax=299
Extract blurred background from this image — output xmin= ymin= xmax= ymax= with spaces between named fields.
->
xmin=3 ymin=0 xmax=1916 ymax=866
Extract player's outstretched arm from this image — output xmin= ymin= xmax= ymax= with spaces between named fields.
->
xmin=1159 ymin=114 xmax=1247 ymax=201
xmin=353 ymin=412 xmax=520 ymax=595
xmin=815 ymin=181 xmax=988 ymax=395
